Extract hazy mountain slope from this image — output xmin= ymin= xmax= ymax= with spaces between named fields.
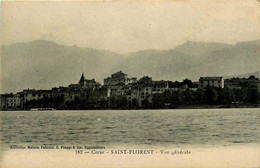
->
xmin=174 ymin=41 xmax=231 ymax=56
xmin=116 ymin=40 xmax=260 ymax=81
xmin=1 ymin=40 xmax=123 ymax=93
xmin=115 ymin=49 xmax=201 ymax=80
xmin=224 ymin=71 xmax=260 ymax=79
xmin=1 ymin=39 xmax=259 ymax=93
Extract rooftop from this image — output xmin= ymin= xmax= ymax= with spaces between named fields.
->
xmin=200 ymin=77 xmax=223 ymax=80
xmin=111 ymin=70 xmax=127 ymax=77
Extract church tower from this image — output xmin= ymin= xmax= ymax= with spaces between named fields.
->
xmin=78 ymin=72 xmax=85 ymax=84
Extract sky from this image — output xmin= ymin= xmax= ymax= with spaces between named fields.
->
xmin=1 ymin=0 xmax=260 ymax=53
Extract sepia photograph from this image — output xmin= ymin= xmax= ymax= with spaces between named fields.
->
xmin=0 ymin=0 xmax=259 ymax=167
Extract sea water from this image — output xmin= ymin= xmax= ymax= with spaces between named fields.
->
xmin=0 ymin=108 xmax=259 ymax=149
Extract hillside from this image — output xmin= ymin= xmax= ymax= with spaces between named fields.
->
xmin=116 ymin=39 xmax=260 ymax=81
xmin=1 ymin=40 xmax=122 ymax=93
xmin=1 ymin=39 xmax=259 ymax=93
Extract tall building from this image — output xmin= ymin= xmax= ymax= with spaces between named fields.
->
xmin=104 ymin=71 xmax=137 ymax=86
xmin=199 ymin=77 xmax=224 ymax=88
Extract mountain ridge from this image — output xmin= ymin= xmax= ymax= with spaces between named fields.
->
xmin=1 ymin=39 xmax=259 ymax=93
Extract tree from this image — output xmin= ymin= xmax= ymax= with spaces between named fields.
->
xmin=194 ymin=88 xmax=204 ymax=105
xmin=170 ymin=90 xmax=181 ymax=105
xmin=222 ymin=87 xmax=235 ymax=104
xmin=182 ymin=78 xmax=193 ymax=87
xmin=109 ymin=96 xmax=117 ymax=108
xmin=247 ymin=85 xmax=260 ymax=104
xmin=248 ymin=75 xmax=256 ymax=80
xmin=180 ymin=89 xmax=195 ymax=105
xmin=119 ymin=97 xmax=127 ymax=109
xmin=99 ymin=98 xmax=108 ymax=108
xmin=204 ymin=86 xmax=218 ymax=104
xmin=169 ymin=81 xmax=181 ymax=88
xmin=141 ymin=99 xmax=150 ymax=108
xmin=152 ymin=93 xmax=165 ymax=108
xmin=132 ymin=98 xmax=139 ymax=109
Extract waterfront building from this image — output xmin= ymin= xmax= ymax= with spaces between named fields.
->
xmin=23 ymin=89 xmax=52 ymax=101
xmin=0 ymin=93 xmax=21 ymax=109
xmin=0 ymin=94 xmax=7 ymax=109
xmin=20 ymin=89 xmax=52 ymax=107
xmin=7 ymin=94 xmax=21 ymax=108
xmin=199 ymin=77 xmax=224 ymax=88
xmin=5 ymin=71 xmax=260 ymax=110
xmin=22 ymin=89 xmax=41 ymax=103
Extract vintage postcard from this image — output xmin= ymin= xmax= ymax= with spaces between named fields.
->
xmin=0 ymin=0 xmax=259 ymax=167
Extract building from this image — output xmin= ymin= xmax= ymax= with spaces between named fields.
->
xmin=152 ymin=80 xmax=169 ymax=94
xmin=22 ymin=89 xmax=52 ymax=103
xmin=225 ymin=76 xmax=260 ymax=90
xmin=199 ymin=77 xmax=224 ymax=89
xmin=0 ymin=94 xmax=7 ymax=109
xmin=104 ymin=71 xmax=137 ymax=86
xmin=20 ymin=89 xmax=53 ymax=108
xmin=138 ymin=86 xmax=153 ymax=106
xmin=0 ymin=93 xmax=21 ymax=109
xmin=78 ymin=73 xmax=101 ymax=89
xmin=22 ymin=89 xmax=39 ymax=103
xmin=125 ymin=86 xmax=139 ymax=107
xmin=138 ymin=76 xmax=152 ymax=84
xmin=224 ymin=78 xmax=242 ymax=90
xmin=68 ymin=84 xmax=80 ymax=91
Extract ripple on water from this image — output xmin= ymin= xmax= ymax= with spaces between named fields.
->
xmin=0 ymin=108 xmax=259 ymax=147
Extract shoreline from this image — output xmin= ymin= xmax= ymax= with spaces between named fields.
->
xmin=1 ymin=104 xmax=259 ymax=111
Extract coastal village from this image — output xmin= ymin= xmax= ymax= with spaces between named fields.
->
xmin=0 ymin=71 xmax=260 ymax=110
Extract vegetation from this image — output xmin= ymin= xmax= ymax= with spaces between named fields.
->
xmin=152 ymin=83 xmax=260 ymax=108
xmin=25 ymin=95 xmax=65 ymax=109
